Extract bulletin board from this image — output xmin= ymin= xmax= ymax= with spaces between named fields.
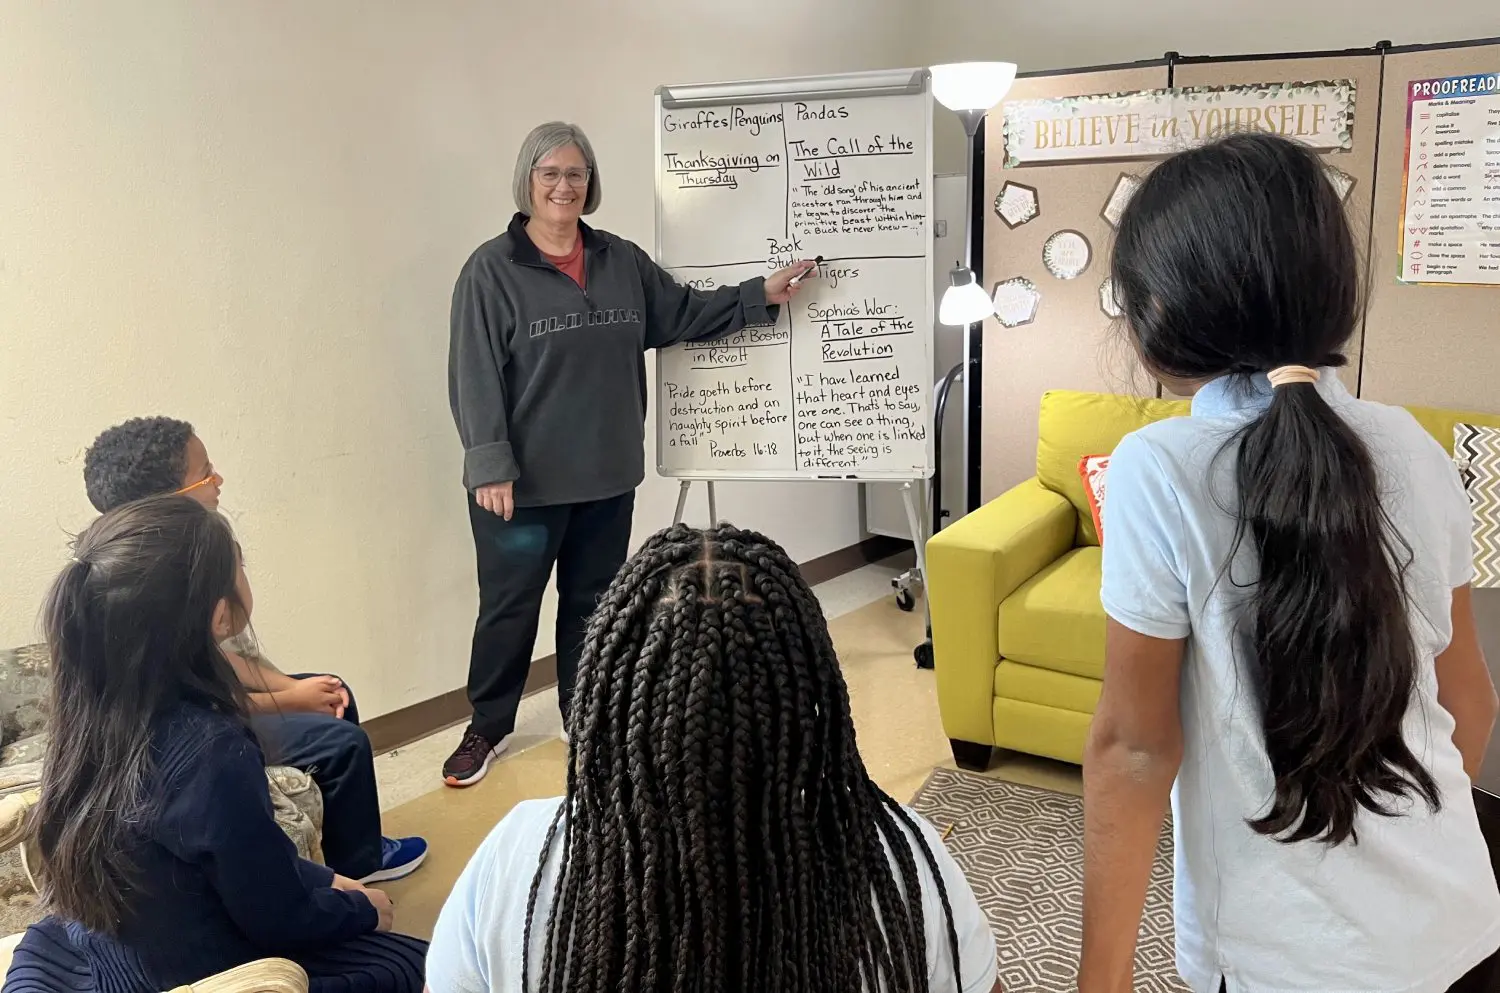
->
xmin=980 ymin=37 xmax=1500 ymax=502
xmin=980 ymin=61 xmax=1168 ymax=500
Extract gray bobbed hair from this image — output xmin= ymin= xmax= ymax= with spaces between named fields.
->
xmin=513 ymin=121 xmax=601 ymax=216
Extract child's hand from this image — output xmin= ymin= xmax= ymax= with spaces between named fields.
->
xmin=362 ymin=887 xmax=396 ymax=932
xmin=279 ymin=676 xmax=345 ymax=717
xmin=332 ymin=875 xmax=395 ymax=931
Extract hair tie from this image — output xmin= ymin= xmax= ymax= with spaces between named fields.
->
xmin=1266 ymin=365 xmax=1320 ymax=388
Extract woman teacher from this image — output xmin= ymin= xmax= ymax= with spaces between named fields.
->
xmin=444 ymin=120 xmax=814 ymax=786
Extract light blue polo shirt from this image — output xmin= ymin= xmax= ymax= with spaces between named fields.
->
xmin=1101 ymin=371 xmax=1500 ymax=993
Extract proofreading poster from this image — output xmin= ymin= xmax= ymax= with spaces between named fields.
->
xmin=1398 ymin=73 xmax=1500 ymax=286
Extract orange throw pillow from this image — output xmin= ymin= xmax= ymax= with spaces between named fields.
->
xmin=1079 ymin=454 xmax=1110 ymax=544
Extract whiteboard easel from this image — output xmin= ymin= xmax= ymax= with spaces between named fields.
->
xmin=654 ymin=68 xmax=936 ymax=597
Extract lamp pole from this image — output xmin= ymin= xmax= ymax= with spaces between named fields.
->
xmin=955 ymin=109 xmax=986 ymax=300
xmin=930 ymin=62 xmax=1014 ymax=518
xmin=957 ymin=108 xmax=986 ymax=516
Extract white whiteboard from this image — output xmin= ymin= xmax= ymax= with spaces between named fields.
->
xmin=653 ymin=69 xmax=934 ymax=482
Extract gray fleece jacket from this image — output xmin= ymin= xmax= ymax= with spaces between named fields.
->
xmin=449 ymin=213 xmax=777 ymax=507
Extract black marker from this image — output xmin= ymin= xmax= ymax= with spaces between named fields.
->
xmin=788 ymin=255 xmax=824 ymax=287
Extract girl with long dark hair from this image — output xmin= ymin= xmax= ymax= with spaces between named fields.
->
xmin=1079 ymin=130 xmax=1500 ymax=993
xmin=427 ymin=524 xmax=1000 ymax=993
xmin=2 ymin=497 xmax=426 ymax=993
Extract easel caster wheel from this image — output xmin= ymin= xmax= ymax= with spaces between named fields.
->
xmin=914 ymin=641 xmax=934 ymax=669
xmin=895 ymin=589 xmax=916 ymax=612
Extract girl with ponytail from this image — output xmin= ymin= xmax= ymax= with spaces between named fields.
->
xmin=5 ymin=497 xmax=426 ymax=993
xmin=1080 ymin=131 xmax=1500 ymax=993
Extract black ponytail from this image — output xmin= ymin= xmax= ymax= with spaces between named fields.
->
xmin=1112 ymin=131 xmax=1439 ymax=846
xmin=1235 ymin=380 xmax=1437 ymax=843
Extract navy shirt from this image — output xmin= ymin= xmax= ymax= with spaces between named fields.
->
xmin=67 ymin=704 xmax=378 ymax=993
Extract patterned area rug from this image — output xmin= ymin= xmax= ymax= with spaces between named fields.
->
xmin=911 ymin=767 xmax=1188 ymax=992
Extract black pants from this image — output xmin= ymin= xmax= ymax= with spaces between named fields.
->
xmin=465 ymin=490 xmax=635 ymax=742
xmin=251 ymin=674 xmax=384 ymax=880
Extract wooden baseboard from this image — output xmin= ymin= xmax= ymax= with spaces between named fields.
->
xmin=798 ymin=534 xmax=910 ymax=585
xmin=365 ymin=657 xmax=557 ymax=754
xmin=363 ymin=534 xmax=910 ymax=754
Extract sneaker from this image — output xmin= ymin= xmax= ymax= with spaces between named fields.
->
xmin=359 ymin=836 xmax=428 ymax=885
xmin=442 ymin=728 xmax=508 ymax=788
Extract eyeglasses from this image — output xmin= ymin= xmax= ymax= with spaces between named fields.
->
xmin=533 ymin=166 xmax=591 ymax=188
xmin=176 ymin=470 xmax=223 ymax=497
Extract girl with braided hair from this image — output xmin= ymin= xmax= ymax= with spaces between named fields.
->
xmin=428 ymin=524 xmax=999 ymax=993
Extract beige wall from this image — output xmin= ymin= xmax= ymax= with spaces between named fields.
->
xmin=0 ymin=1 xmax=916 ymax=716
xmin=918 ymin=0 xmax=1500 ymax=173
xmin=5 ymin=1 xmax=1491 ymax=719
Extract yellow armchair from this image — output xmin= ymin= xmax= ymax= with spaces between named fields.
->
xmin=926 ymin=479 xmax=1076 ymax=766
xmin=928 ymin=390 xmax=1187 ymax=769
xmin=928 ymin=388 xmax=1500 ymax=771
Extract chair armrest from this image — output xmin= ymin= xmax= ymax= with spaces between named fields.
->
xmin=0 ymin=789 xmax=39 ymax=854
xmin=181 ymin=958 xmax=309 ymax=993
xmin=925 ymin=478 xmax=1076 ymax=745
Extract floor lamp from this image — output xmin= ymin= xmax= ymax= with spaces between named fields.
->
xmin=930 ymin=62 xmax=1014 ymax=516
xmin=930 ymin=61 xmax=1017 ymax=511
xmin=908 ymin=63 xmax=1015 ymax=671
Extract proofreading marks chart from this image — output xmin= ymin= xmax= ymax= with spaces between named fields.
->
xmin=1400 ymin=73 xmax=1500 ymax=285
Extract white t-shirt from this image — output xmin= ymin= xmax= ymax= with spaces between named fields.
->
xmin=427 ymin=797 xmax=997 ymax=993
xmin=1101 ymin=371 xmax=1500 ymax=993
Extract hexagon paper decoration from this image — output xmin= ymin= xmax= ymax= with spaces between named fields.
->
xmin=994 ymin=181 xmax=1040 ymax=229
xmin=992 ymin=277 xmax=1041 ymax=328
xmin=1102 ymin=173 xmax=1142 ymax=228
xmin=1099 ymin=276 xmax=1123 ymax=319
xmin=1325 ymin=165 xmax=1355 ymax=202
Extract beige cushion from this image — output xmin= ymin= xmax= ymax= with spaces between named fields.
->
xmin=266 ymin=766 xmax=324 ymax=864
xmin=0 ymin=934 xmax=309 ymax=993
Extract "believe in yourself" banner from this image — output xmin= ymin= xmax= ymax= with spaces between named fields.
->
xmin=1002 ymin=81 xmax=1356 ymax=166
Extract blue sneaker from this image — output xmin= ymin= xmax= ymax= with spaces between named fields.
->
xmin=359 ymin=836 xmax=427 ymax=884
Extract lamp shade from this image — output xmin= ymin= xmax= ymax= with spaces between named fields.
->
xmin=930 ymin=62 xmax=1018 ymax=113
xmin=939 ymin=265 xmax=995 ymax=326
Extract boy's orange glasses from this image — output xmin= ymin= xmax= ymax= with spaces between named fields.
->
xmin=175 ymin=471 xmax=222 ymax=497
